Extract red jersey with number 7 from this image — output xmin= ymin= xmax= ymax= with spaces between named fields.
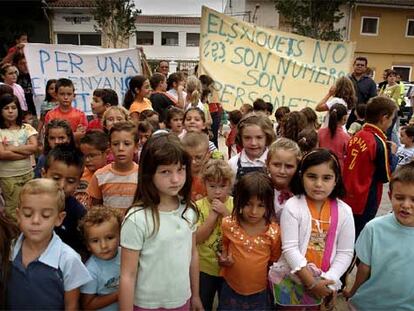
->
xmin=343 ymin=123 xmax=392 ymax=215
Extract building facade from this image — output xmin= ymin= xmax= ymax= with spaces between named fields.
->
xmin=348 ymin=0 xmax=414 ymax=82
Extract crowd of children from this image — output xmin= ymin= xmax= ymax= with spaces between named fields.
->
xmin=0 ymin=59 xmax=413 ymax=311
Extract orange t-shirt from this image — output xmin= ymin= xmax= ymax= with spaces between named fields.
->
xmin=305 ymin=199 xmax=331 ymax=269
xmin=44 ymin=106 xmax=88 ymax=132
xmin=220 ymin=216 xmax=281 ymax=295
xmin=129 ymin=98 xmax=152 ymax=114
xmin=191 ymin=175 xmax=207 ymax=201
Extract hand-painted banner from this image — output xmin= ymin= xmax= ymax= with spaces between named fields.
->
xmin=199 ymin=6 xmax=356 ymax=111
xmin=24 ymin=43 xmax=141 ymax=114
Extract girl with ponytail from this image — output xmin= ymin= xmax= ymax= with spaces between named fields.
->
xmin=318 ymin=104 xmax=350 ymax=170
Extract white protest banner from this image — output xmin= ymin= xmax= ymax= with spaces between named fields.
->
xmin=24 ymin=43 xmax=141 ymax=114
xmin=199 ymin=6 xmax=356 ymax=111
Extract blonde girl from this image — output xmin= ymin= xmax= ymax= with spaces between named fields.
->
xmin=183 ymin=107 xmax=216 ymax=152
xmin=119 ymin=134 xmax=203 ymax=311
xmin=186 ymin=76 xmax=212 ymax=127
xmin=228 ymin=113 xmax=276 ymax=182
xmin=102 ymin=106 xmax=129 ymax=133
xmin=266 ymin=138 xmax=301 ymax=221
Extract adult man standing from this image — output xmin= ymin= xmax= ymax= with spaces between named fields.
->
xmin=346 ymin=57 xmax=377 ymax=129
xmin=157 ymin=60 xmax=169 ymax=77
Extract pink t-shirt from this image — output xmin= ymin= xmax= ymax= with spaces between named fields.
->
xmin=318 ymin=127 xmax=350 ymax=170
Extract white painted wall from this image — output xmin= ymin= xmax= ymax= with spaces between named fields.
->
xmin=51 ymin=10 xmax=97 ymax=42
xmin=131 ymin=24 xmax=200 ymax=61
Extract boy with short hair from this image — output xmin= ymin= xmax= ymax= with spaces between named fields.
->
xmin=196 ymin=159 xmax=234 ymax=310
xmin=149 ymin=73 xmax=176 ymax=124
xmin=348 ymin=103 xmax=366 ymax=136
xmin=7 ymin=179 xmax=91 ymax=310
xmin=44 ymin=78 xmax=88 ymax=140
xmin=396 ymin=125 xmax=414 ymax=167
xmin=87 ymin=121 xmax=139 ymax=214
xmin=344 ymin=162 xmax=414 ymax=310
xmin=88 ymin=88 xmax=119 ymax=131
xmin=182 ymin=132 xmax=210 ymax=201
xmin=79 ymin=205 xmax=123 ymax=311
xmin=343 ymin=96 xmax=398 ymax=237
xmin=76 ymin=130 xmax=110 ymax=207
xmin=42 ymin=144 xmax=87 ymax=255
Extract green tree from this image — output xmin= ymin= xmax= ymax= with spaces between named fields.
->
xmin=92 ymin=0 xmax=141 ymax=48
xmin=274 ymin=0 xmax=353 ymax=41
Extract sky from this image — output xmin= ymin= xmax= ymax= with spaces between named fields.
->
xmin=135 ymin=0 xmax=225 ymax=16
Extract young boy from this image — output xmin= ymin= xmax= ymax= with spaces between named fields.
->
xmin=42 ymin=144 xmax=87 ymax=255
xmin=182 ymin=132 xmax=210 ymax=201
xmin=76 ymin=130 xmax=110 ymax=207
xmin=149 ymin=73 xmax=176 ymax=124
xmin=196 ymin=159 xmax=234 ymax=310
xmin=87 ymin=88 xmax=119 ymax=131
xmin=343 ymin=96 xmax=398 ymax=238
xmin=166 ymin=107 xmax=184 ymax=137
xmin=396 ymin=125 xmax=414 ymax=167
xmin=79 ymin=205 xmax=123 ymax=311
xmin=87 ymin=121 xmax=139 ymax=214
xmin=344 ymin=162 xmax=414 ymax=310
xmin=348 ymin=103 xmax=366 ymax=136
xmin=44 ymin=78 xmax=88 ymax=140
xmin=7 ymin=179 xmax=91 ymax=310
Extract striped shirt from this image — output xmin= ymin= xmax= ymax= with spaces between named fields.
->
xmin=87 ymin=163 xmax=138 ymax=210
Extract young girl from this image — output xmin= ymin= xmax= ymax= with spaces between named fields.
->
xmin=102 ymin=106 xmax=129 ymax=133
xmin=186 ymin=76 xmax=212 ymax=129
xmin=0 ymin=63 xmax=27 ymax=111
xmin=39 ymin=79 xmax=58 ymax=126
xmin=228 ymin=113 xmax=276 ymax=182
xmin=281 ymin=111 xmax=307 ymax=142
xmin=274 ymin=106 xmax=290 ymax=137
xmin=280 ymin=149 xmax=355 ymax=307
xmin=266 ymin=138 xmax=301 ymax=221
xmin=166 ymin=107 xmax=184 ymax=137
xmin=297 ymin=128 xmax=319 ymax=155
xmin=0 ymin=94 xmax=37 ymax=219
xmin=34 ymin=118 xmax=75 ymax=178
xmin=167 ymin=72 xmax=186 ymax=109
xmin=127 ymin=75 xmax=152 ymax=122
xmin=315 ymin=76 xmax=356 ymax=129
xmin=218 ymin=172 xmax=281 ymax=309
xmin=119 ymin=133 xmax=203 ymax=310
xmin=183 ymin=107 xmax=216 ymax=152
xmin=318 ymin=104 xmax=350 ymax=170
xmin=301 ymin=107 xmax=320 ymax=131
xmin=185 ymin=76 xmax=204 ymax=110
xmin=196 ymin=159 xmax=234 ymax=310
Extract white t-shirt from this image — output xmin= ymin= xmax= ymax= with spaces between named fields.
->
xmin=397 ymin=145 xmax=414 ymax=167
xmin=322 ymin=97 xmax=348 ymax=128
xmin=121 ymin=202 xmax=197 ymax=308
xmin=228 ymin=148 xmax=269 ymax=177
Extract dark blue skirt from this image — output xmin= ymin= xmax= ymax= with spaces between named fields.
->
xmin=218 ymin=280 xmax=272 ymax=310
